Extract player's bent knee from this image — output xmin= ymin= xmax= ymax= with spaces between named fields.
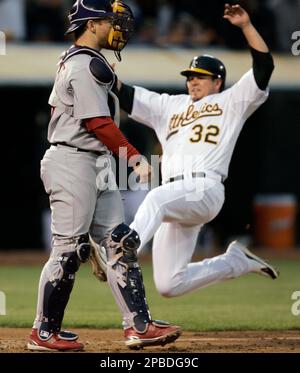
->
xmin=156 ymin=285 xmax=177 ymax=298
xmin=155 ymin=280 xmax=178 ymax=298
xmin=154 ymin=272 xmax=185 ymax=298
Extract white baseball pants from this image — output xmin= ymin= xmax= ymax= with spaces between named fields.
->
xmin=130 ymin=177 xmax=248 ymax=297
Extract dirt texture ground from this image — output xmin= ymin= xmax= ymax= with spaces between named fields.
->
xmin=0 ymin=328 xmax=300 ymax=353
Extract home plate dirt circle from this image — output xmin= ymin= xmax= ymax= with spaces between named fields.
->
xmin=1 ymin=328 xmax=300 ymax=353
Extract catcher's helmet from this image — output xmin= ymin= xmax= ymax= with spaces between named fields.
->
xmin=65 ymin=1 xmax=134 ymax=60
xmin=66 ymin=0 xmax=114 ymax=35
xmin=181 ymin=55 xmax=226 ymax=91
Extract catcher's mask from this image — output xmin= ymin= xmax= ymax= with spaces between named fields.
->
xmin=181 ymin=55 xmax=226 ymax=92
xmin=65 ymin=0 xmax=135 ymax=61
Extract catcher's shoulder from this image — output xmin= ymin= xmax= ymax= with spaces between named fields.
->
xmin=89 ymin=57 xmax=115 ymax=85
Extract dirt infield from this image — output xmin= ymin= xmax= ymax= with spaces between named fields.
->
xmin=0 ymin=328 xmax=300 ymax=353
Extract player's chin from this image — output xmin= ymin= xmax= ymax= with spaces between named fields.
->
xmin=191 ymin=93 xmax=203 ymax=102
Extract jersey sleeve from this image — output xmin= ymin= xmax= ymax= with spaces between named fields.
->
xmin=228 ymin=69 xmax=269 ymax=119
xmin=71 ymin=66 xmax=111 ymax=120
xmin=129 ymin=86 xmax=170 ymax=130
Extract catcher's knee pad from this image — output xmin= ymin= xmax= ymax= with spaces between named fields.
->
xmin=105 ymin=223 xmax=140 ymax=265
xmin=110 ymin=223 xmax=141 ymax=254
xmin=104 ymin=224 xmax=151 ymax=332
xmin=40 ymin=234 xmax=91 ymax=335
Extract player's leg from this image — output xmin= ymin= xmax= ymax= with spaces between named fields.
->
xmin=152 ymin=226 xmax=278 ymax=298
xmin=28 ymin=236 xmax=90 ymax=351
xmin=224 ymin=240 xmax=278 ymax=279
xmin=28 ymin=148 xmax=97 ymax=351
xmin=152 ymin=222 xmax=235 ymax=297
xmin=89 ymin=184 xmax=181 ymax=349
xmin=129 ymin=182 xmax=179 ymax=252
xmin=102 ymin=223 xmax=181 ymax=349
xmin=130 ymin=178 xmax=221 ymax=253
xmin=90 ymin=187 xmax=125 ymax=242
xmin=89 ymin=187 xmax=124 ymax=281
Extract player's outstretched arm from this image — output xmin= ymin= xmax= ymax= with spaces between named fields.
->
xmin=110 ymin=64 xmax=134 ymax=114
xmin=223 ymin=3 xmax=274 ymax=90
xmin=223 ymin=4 xmax=268 ymax=52
xmin=117 ymin=80 xmax=135 ymax=114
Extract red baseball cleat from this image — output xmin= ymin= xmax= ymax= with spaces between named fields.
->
xmin=124 ymin=320 xmax=181 ymax=349
xmin=27 ymin=328 xmax=84 ymax=352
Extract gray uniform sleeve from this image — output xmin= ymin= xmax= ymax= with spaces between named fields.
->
xmin=71 ymin=67 xmax=111 ymax=120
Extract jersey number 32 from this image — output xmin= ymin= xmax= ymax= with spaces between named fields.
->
xmin=190 ymin=124 xmax=220 ymax=145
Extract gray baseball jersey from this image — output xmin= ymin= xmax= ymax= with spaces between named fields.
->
xmin=48 ymin=46 xmax=119 ymax=153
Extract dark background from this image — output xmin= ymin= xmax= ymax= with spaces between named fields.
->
xmin=0 ymin=84 xmax=299 ymax=249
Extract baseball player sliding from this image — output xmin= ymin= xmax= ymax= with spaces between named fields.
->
xmin=28 ymin=0 xmax=180 ymax=352
xmin=115 ymin=4 xmax=279 ymax=298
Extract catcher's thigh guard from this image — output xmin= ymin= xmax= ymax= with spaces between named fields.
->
xmin=104 ymin=223 xmax=151 ymax=332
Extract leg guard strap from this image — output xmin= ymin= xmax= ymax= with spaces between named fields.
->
xmin=40 ymin=234 xmax=91 ymax=335
xmin=105 ymin=224 xmax=151 ymax=333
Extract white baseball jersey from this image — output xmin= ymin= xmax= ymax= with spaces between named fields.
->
xmin=48 ymin=48 xmax=118 ymax=153
xmin=130 ymin=69 xmax=268 ymax=183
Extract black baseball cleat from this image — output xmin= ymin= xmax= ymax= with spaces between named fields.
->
xmin=227 ymin=241 xmax=279 ymax=279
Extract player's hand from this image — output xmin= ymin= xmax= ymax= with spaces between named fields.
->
xmin=223 ymin=4 xmax=251 ymax=29
xmin=133 ymin=158 xmax=153 ymax=184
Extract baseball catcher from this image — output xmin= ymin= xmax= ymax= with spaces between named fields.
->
xmin=27 ymin=0 xmax=181 ymax=352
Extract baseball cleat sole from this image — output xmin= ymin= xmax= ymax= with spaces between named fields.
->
xmin=125 ymin=329 xmax=182 ymax=350
xmin=27 ymin=341 xmax=84 ymax=352
xmin=27 ymin=342 xmax=54 ymax=352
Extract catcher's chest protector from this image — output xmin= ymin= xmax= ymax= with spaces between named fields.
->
xmin=58 ymin=45 xmax=119 ymax=121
